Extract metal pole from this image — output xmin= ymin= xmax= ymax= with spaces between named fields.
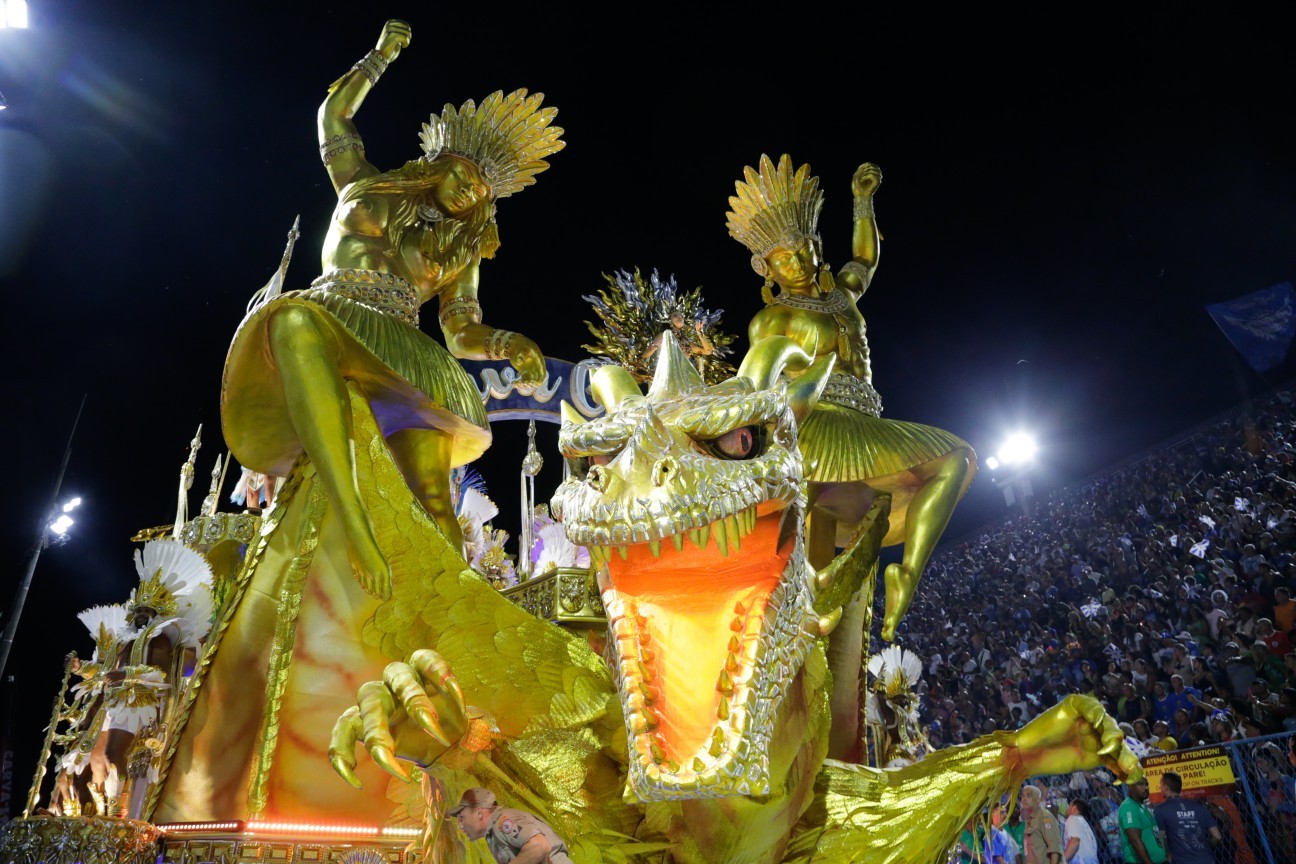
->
xmin=0 ymin=395 xmax=86 ymax=681
xmin=1226 ymin=739 xmax=1277 ymax=864
xmin=23 ymin=653 xmax=75 ymax=818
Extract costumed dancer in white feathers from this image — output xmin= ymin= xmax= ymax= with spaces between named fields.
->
xmin=455 ymin=481 xmax=517 ymax=588
xmin=50 ymin=603 xmax=134 ymax=814
xmin=865 ymin=645 xmax=931 ymax=769
xmin=531 ymin=520 xmax=590 ymax=575
xmin=91 ymin=539 xmax=214 ymax=814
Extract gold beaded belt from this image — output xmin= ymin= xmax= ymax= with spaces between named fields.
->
xmin=310 ymin=269 xmax=420 ymax=325
xmin=820 ymin=372 xmax=883 ymax=417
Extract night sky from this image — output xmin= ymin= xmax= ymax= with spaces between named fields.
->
xmin=1 ymin=4 xmax=1294 ymax=797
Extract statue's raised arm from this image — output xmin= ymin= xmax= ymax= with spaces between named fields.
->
xmin=317 ymin=19 xmax=411 ymax=193
xmin=837 ymin=162 xmax=882 ymax=299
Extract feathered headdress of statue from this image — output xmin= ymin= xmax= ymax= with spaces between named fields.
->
xmin=419 ymin=89 xmax=565 ymax=199
xmin=129 ymin=539 xmax=215 ymax=644
xmin=726 ymin=154 xmax=824 ymax=277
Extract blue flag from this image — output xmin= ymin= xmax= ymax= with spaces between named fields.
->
xmin=1206 ymin=281 xmax=1296 ymax=372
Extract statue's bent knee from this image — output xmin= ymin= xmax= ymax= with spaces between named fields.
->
xmin=267 ymin=303 xmax=332 ymax=356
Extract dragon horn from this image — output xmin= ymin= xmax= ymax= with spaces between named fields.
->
xmin=646 ymin=331 xmax=704 ymax=400
xmin=786 ymin=355 xmax=834 ymax=421
xmin=559 ymin=401 xmax=586 ymax=426
xmin=739 ymin=336 xmax=833 ymax=421
xmin=590 ymin=365 xmax=643 ymax=412
xmin=738 ymin=335 xmax=815 ymax=388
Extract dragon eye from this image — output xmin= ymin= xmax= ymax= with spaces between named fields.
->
xmin=707 ymin=426 xmax=762 ymax=460
xmin=565 ymin=451 xmax=618 ymax=479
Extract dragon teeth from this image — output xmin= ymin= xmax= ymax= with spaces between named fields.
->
xmin=688 ymin=526 xmax=708 ymax=549
xmin=724 ymin=515 xmax=741 ymax=551
xmin=578 ymin=504 xmax=762 ymax=571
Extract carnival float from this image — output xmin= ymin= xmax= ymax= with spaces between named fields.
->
xmin=0 ymin=19 xmax=1142 ymax=864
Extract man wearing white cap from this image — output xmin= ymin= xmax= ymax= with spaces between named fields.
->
xmin=448 ymin=786 xmax=573 ymax=864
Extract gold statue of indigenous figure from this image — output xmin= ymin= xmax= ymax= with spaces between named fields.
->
xmin=151 ymin=20 xmax=563 ymax=823
xmin=728 ymin=155 xmax=976 ymax=644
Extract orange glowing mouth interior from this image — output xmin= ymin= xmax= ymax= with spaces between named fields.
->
xmin=604 ymin=512 xmax=791 ymax=760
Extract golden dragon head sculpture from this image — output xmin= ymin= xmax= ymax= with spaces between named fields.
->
xmin=552 ymin=333 xmax=835 ymax=802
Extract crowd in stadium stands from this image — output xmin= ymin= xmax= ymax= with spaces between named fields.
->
xmin=905 ymin=390 xmax=1296 ymax=751
xmin=910 ymin=390 xmax=1296 ymax=862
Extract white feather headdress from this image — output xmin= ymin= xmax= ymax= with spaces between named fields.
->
xmin=130 ymin=539 xmax=215 ymax=646
xmin=458 ymin=487 xmax=499 ymax=568
xmin=76 ymin=604 xmax=133 ymax=665
xmin=533 ymin=521 xmax=590 ymax=573
xmin=867 ymin=646 xmax=924 ymax=701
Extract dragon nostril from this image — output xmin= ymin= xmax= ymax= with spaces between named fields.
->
xmin=652 ymin=457 xmax=678 ymax=488
xmin=588 ymin=465 xmax=606 ymax=490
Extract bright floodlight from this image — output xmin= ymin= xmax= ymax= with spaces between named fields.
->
xmin=996 ymin=432 xmax=1038 ymax=466
xmin=49 ymin=514 xmax=74 ymax=535
xmin=62 ymin=497 xmax=82 ymax=513
xmin=985 ymin=456 xmax=1000 ymax=471
xmin=2 ymin=0 xmax=29 ymax=28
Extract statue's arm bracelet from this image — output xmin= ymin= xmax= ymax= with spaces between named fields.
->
xmin=438 ymin=297 xmax=483 ymax=327
xmin=839 ymin=260 xmax=872 ymax=288
xmin=320 ymin=133 xmax=365 ymax=165
xmin=852 ymin=195 xmax=876 ymax=220
xmin=485 ymin=329 xmax=518 ymax=361
xmin=350 ymin=50 xmax=389 ymax=86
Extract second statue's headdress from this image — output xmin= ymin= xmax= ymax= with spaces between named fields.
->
xmin=726 ymin=154 xmax=824 ymax=276
xmin=419 ymin=89 xmax=565 ymax=199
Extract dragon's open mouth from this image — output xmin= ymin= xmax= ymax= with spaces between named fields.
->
xmin=590 ymin=506 xmax=807 ymax=799
xmin=551 ymin=331 xmax=835 ymax=800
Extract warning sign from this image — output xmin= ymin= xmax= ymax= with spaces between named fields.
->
xmin=1141 ymin=745 xmax=1236 ymax=803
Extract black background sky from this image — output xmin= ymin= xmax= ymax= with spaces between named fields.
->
xmin=1 ymin=3 xmax=1295 ymax=799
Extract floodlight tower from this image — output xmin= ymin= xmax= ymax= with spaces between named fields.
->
xmin=985 ymin=431 xmax=1038 ymax=516
xmin=0 ymin=0 xmax=30 ymax=110
xmin=0 ymin=397 xmax=85 ymax=681
xmin=0 ymin=0 xmax=30 ymax=29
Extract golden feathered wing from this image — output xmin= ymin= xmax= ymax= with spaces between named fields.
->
xmin=347 ymin=390 xmax=640 ymax=852
xmin=348 ymin=390 xmax=619 ymax=742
